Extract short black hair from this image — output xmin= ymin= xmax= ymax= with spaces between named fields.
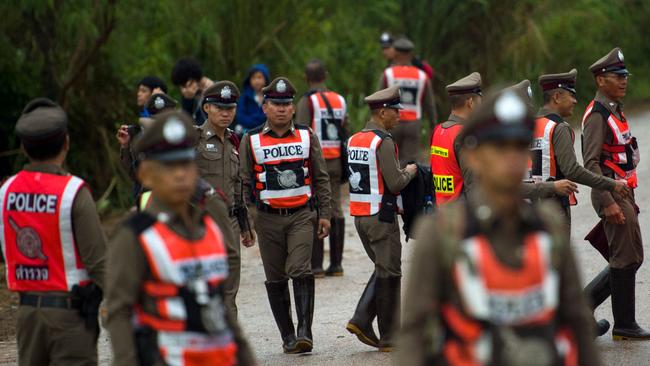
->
xmin=22 ymin=133 xmax=67 ymax=161
xmin=139 ymin=76 xmax=168 ymax=93
xmin=542 ymin=88 xmax=569 ymax=104
xmin=305 ymin=59 xmax=327 ymax=83
xmin=171 ymin=57 xmax=203 ymax=86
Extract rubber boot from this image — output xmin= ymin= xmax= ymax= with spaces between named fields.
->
xmin=293 ymin=276 xmax=315 ymax=353
xmin=325 ymin=217 xmax=345 ymax=276
xmin=311 ymin=234 xmax=325 ymax=278
xmin=346 ymin=272 xmax=379 ymax=347
xmin=376 ymin=276 xmax=400 ymax=352
xmin=265 ymin=280 xmax=299 ymax=353
xmin=584 ymin=266 xmax=611 ymax=336
xmin=610 ymin=266 xmax=650 ymax=340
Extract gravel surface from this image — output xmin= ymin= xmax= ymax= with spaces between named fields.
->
xmin=2 ymin=110 xmax=650 ymax=365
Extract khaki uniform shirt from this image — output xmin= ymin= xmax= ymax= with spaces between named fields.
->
xmin=104 ymin=196 xmax=254 ymax=366
xmin=396 ymin=191 xmax=600 ymax=366
xmin=195 ymin=123 xmax=242 ymax=208
xmin=362 ymin=120 xmax=415 ymax=193
xmin=239 ymin=121 xmax=333 ymax=219
xmin=21 ymin=163 xmax=106 ymax=292
xmin=582 ymin=90 xmax=628 ymax=208
xmin=537 ymin=107 xmax=616 ymax=191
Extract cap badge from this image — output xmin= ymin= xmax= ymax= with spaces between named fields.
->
xmin=495 ymin=91 xmax=526 ymax=125
xmin=163 ymin=116 xmax=186 ymax=144
xmin=527 ymin=86 xmax=533 ymax=99
xmin=380 ymin=32 xmax=390 ymax=42
xmin=276 ymin=80 xmax=287 ymax=93
xmin=618 ymin=50 xmax=624 ymax=62
xmin=154 ymin=96 xmax=165 ymax=110
xmin=221 ymin=86 xmax=232 ymax=99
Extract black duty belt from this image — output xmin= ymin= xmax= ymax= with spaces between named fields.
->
xmin=256 ymin=202 xmax=308 ymax=216
xmin=19 ymin=293 xmax=82 ymax=310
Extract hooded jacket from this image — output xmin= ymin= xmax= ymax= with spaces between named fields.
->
xmin=234 ymin=64 xmax=270 ymax=134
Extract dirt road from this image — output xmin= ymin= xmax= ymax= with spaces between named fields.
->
xmin=2 ymin=110 xmax=650 ymax=365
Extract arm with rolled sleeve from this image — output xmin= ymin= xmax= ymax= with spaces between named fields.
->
xmin=582 ymin=113 xmax=615 ymax=207
xmin=294 ymin=96 xmax=311 ymax=127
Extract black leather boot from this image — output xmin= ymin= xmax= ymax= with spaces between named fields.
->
xmin=293 ymin=276 xmax=315 ymax=352
xmin=376 ymin=276 xmax=400 ymax=352
xmin=265 ymin=281 xmax=299 ymax=353
xmin=346 ymin=272 xmax=379 ymax=347
xmin=326 ymin=217 xmax=345 ymax=276
xmin=584 ymin=266 xmax=611 ymax=336
xmin=610 ymin=266 xmax=650 ymax=340
xmin=311 ymin=235 xmax=325 ymax=278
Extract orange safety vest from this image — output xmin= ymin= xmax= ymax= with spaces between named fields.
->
xmin=0 ymin=171 xmax=90 ymax=292
xmin=135 ymin=215 xmax=236 ymax=366
xmin=527 ymin=115 xmax=577 ymax=205
xmin=440 ymin=220 xmax=577 ymax=365
xmin=249 ymin=125 xmax=312 ymax=208
xmin=383 ymin=65 xmax=428 ymax=121
xmin=309 ymin=91 xmax=347 ymax=160
xmin=430 ymin=123 xmax=463 ymax=205
xmin=582 ymin=100 xmax=639 ymax=188
xmin=348 ymin=130 xmax=402 ymax=216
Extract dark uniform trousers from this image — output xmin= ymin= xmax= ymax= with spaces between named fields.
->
xmin=595 ymin=190 xmax=643 ymax=269
xmin=391 ymin=120 xmax=422 ymax=166
xmin=354 ymin=214 xmax=402 ymax=278
xmin=326 ymin=159 xmax=343 ymax=219
xmin=17 ymin=304 xmax=98 ymax=366
xmin=255 ymin=207 xmax=315 ymax=280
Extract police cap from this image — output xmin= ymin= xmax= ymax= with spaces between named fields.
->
xmin=16 ymin=98 xmax=68 ymax=143
xmin=538 ymin=69 xmax=577 ymax=95
xmin=364 ymin=85 xmax=403 ymax=110
xmin=380 ymin=32 xmax=393 ymax=48
xmin=392 ymin=37 xmax=414 ymax=52
xmin=145 ymin=93 xmax=178 ymax=116
xmin=590 ymin=47 xmax=629 ymax=76
xmin=203 ymin=81 xmax=240 ymax=108
xmin=446 ymin=72 xmax=482 ymax=96
xmin=134 ymin=110 xmax=198 ymax=162
xmin=263 ymin=77 xmax=296 ymax=103
xmin=460 ymin=87 xmax=535 ymax=147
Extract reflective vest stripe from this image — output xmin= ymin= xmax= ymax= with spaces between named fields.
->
xmin=309 ymin=91 xmax=346 ymax=160
xmin=59 ymin=176 xmax=89 ymax=289
xmin=0 ymin=175 xmax=18 ymax=276
xmin=384 ymin=66 xmax=427 ymax=121
xmin=528 ymin=117 xmax=557 ymax=182
xmin=139 ymin=191 xmax=153 ymax=212
xmin=159 ymin=332 xmax=237 ymax=366
xmin=348 ymin=132 xmax=384 ymax=216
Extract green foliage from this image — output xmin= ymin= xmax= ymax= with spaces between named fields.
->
xmin=1 ymin=0 xmax=649 ymax=212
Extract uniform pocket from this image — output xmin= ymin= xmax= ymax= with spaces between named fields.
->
xmin=196 ymin=149 xmax=223 ymax=175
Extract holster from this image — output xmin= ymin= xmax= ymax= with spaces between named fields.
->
xmin=71 ymin=283 xmax=103 ymax=331
xmin=378 ymin=194 xmax=397 ymax=223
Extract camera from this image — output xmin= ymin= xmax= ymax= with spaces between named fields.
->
xmin=126 ymin=124 xmax=142 ymax=138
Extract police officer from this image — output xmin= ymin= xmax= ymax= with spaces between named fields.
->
xmin=239 ymin=77 xmax=332 ymax=354
xmin=506 ymin=79 xmax=580 ymax=202
xmin=0 ymin=98 xmax=106 ymax=365
xmin=295 ymin=59 xmax=347 ymax=277
xmin=196 ymin=81 xmax=255 ymax=319
xmin=378 ymin=37 xmax=436 ymax=165
xmin=396 ymin=87 xmax=600 ymax=365
xmin=118 ymin=92 xmax=178 ymax=201
xmin=105 ymin=110 xmax=255 ymax=366
xmin=345 ymin=86 xmax=417 ymax=352
xmin=535 ymin=69 xmax=632 ymax=336
xmin=430 ymin=72 xmax=482 ymax=205
xmin=581 ymin=47 xmax=649 ymax=340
